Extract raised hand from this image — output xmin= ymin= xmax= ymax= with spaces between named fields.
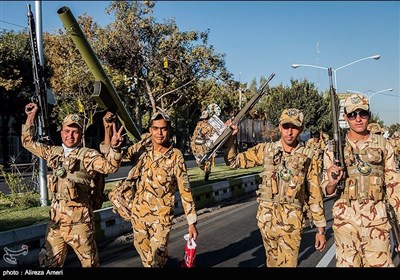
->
xmin=103 ymin=111 xmax=116 ymax=129
xmin=24 ymin=103 xmax=38 ymax=126
xmin=25 ymin=102 xmax=38 ymax=116
xmin=111 ymin=123 xmax=124 ymax=148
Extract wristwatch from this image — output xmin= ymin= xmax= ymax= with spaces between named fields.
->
xmin=317 ymin=230 xmax=326 ymax=235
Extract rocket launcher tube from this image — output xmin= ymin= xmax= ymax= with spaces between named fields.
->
xmin=57 ymin=6 xmax=141 ymax=141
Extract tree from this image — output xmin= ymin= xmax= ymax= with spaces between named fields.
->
xmin=44 ymin=14 xmax=103 ymax=144
xmin=263 ymin=79 xmax=329 ymax=131
xmin=0 ymin=31 xmax=32 ymax=166
xmin=96 ymin=0 xmax=229 ymax=149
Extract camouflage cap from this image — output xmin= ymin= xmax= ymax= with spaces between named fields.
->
xmin=344 ymin=94 xmax=369 ymax=113
xmin=150 ymin=111 xmax=171 ymax=122
xmin=367 ymin=122 xmax=383 ymax=134
xmin=62 ymin=114 xmax=82 ymax=128
xmin=279 ymin=108 xmax=304 ymax=127
xmin=199 ymin=111 xmax=209 ymax=120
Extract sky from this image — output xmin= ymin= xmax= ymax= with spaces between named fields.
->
xmin=1 ymin=1 xmax=399 ymax=125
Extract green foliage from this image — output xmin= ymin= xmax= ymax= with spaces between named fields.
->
xmin=388 ymin=123 xmax=400 ymax=136
xmin=263 ymin=79 xmax=329 ymax=132
xmin=0 ymin=165 xmax=40 ymax=208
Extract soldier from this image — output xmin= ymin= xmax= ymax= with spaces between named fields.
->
xmin=22 ymin=102 xmax=124 ymax=267
xmin=305 ymin=131 xmax=326 ymax=175
xmin=190 ymin=110 xmax=217 ymax=181
xmin=101 ymin=111 xmax=198 ymax=267
xmin=322 ymin=94 xmax=400 ymax=267
xmin=224 ymin=108 xmax=326 ymax=267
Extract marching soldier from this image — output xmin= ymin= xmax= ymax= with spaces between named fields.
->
xmin=101 ymin=111 xmax=198 ymax=267
xmin=224 ymin=108 xmax=326 ymax=267
xmin=322 ymin=94 xmax=400 ymax=267
xmin=190 ymin=110 xmax=217 ymax=181
xmin=22 ymin=103 xmax=124 ymax=267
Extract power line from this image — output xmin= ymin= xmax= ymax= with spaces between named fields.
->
xmin=0 ymin=19 xmax=26 ymax=29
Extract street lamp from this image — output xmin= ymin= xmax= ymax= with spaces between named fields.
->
xmin=346 ymin=88 xmax=394 ymax=109
xmin=291 ymin=54 xmax=380 ymax=92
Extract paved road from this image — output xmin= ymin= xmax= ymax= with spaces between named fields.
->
xmin=64 ymin=195 xmax=337 ymax=268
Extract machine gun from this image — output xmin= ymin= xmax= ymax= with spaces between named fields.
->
xmin=57 ymin=6 xmax=141 ymax=141
xmin=328 ymin=68 xmax=346 ymax=191
xmin=199 ymin=73 xmax=275 ymax=164
xmin=27 ymin=4 xmax=51 ymax=144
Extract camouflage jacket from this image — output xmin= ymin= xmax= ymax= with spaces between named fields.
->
xmin=305 ymin=139 xmax=326 ymax=158
xmin=190 ymin=120 xmax=217 ymax=162
xmin=102 ymin=134 xmax=197 ymax=225
xmin=21 ymin=124 xmax=123 ymax=224
xmin=224 ymin=140 xmax=326 ymax=228
xmin=321 ymin=133 xmax=400 ymax=221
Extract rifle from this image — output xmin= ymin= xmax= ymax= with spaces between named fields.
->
xmin=27 ymin=4 xmax=51 ymax=144
xmin=328 ymin=68 xmax=346 ymax=191
xmin=199 ymin=73 xmax=275 ymax=164
xmin=384 ymin=193 xmax=400 ymax=259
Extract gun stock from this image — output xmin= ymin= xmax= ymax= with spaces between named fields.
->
xmin=328 ymin=68 xmax=346 ymax=190
xmin=199 ymin=73 xmax=275 ymax=164
xmin=27 ymin=4 xmax=51 ymax=144
xmin=57 ymin=6 xmax=141 ymax=141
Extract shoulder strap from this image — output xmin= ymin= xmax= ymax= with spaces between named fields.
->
xmin=76 ymin=147 xmax=91 ymax=160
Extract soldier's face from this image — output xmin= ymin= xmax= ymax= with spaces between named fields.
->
xmin=150 ymin=119 xmax=170 ymax=146
xmin=61 ymin=124 xmax=82 ymax=148
xmin=279 ymin=123 xmax=302 ymax=146
xmin=344 ymin=110 xmax=369 ymax=134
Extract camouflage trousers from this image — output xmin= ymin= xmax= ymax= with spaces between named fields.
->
xmin=256 ymin=202 xmax=303 ymax=267
xmin=131 ymin=215 xmax=173 ymax=267
xmin=39 ymin=221 xmax=99 ymax=267
xmin=332 ymin=199 xmax=394 ymax=267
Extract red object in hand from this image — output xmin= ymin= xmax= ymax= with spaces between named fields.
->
xmin=181 ymin=234 xmax=197 ymax=268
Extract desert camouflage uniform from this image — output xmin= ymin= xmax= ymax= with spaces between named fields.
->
xmin=190 ymin=120 xmax=217 ymax=176
xmin=305 ymin=138 xmax=326 ymax=175
xmin=21 ymin=124 xmax=123 ymax=267
xmin=367 ymin=123 xmax=384 ymax=135
xmin=102 ymin=136 xmax=197 ymax=267
xmin=224 ymin=140 xmax=326 ymax=267
xmin=388 ymin=133 xmax=400 ymax=171
xmin=321 ymin=133 xmax=400 ymax=267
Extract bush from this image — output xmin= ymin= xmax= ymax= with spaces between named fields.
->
xmin=0 ymin=164 xmax=40 ymax=208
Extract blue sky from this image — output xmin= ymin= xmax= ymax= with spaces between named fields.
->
xmin=1 ymin=1 xmax=399 ymax=125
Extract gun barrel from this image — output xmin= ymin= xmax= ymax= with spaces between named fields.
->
xmin=199 ymin=73 xmax=275 ymax=164
xmin=57 ymin=6 xmax=141 ymax=141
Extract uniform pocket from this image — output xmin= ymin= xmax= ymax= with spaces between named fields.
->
xmin=345 ymin=177 xmax=358 ymax=200
xmin=47 ymin=174 xmax=58 ymax=193
xmin=366 ymin=147 xmax=383 ymax=164
xmin=65 ymin=178 xmax=77 ymax=199
xmin=368 ymin=176 xmax=383 ymax=202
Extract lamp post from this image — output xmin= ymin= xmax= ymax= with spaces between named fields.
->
xmin=346 ymin=88 xmax=394 ymax=110
xmin=291 ymin=54 xmax=380 ymax=92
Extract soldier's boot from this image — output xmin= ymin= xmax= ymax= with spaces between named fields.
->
xmin=204 ymin=171 xmax=210 ymax=181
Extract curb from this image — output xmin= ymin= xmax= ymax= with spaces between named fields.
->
xmin=0 ymin=173 xmax=260 ymax=267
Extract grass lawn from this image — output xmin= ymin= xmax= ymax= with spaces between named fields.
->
xmin=0 ymin=163 xmax=261 ymax=232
